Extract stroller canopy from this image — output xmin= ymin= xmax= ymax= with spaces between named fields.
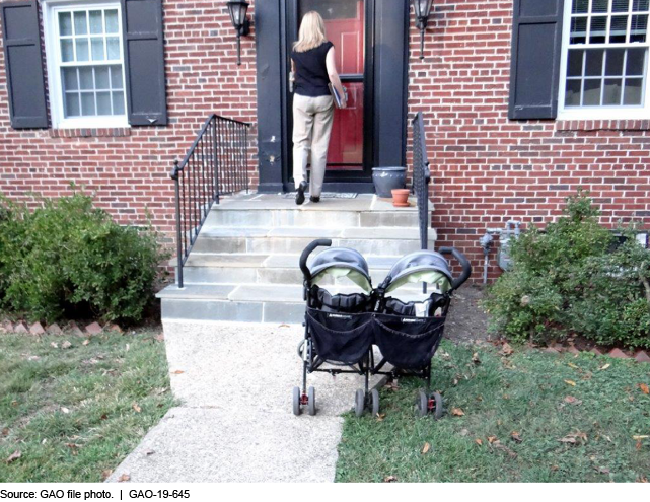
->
xmin=309 ymin=247 xmax=372 ymax=292
xmin=383 ymin=250 xmax=453 ymax=293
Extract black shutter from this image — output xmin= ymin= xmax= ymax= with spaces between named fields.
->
xmin=508 ymin=0 xmax=564 ymax=120
xmin=0 ymin=0 xmax=48 ymax=129
xmin=121 ymin=0 xmax=166 ymax=126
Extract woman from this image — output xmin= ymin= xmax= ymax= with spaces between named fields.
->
xmin=291 ymin=11 xmax=346 ymax=205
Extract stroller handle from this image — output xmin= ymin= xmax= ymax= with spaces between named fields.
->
xmin=299 ymin=239 xmax=333 ymax=281
xmin=438 ymin=246 xmax=472 ymax=291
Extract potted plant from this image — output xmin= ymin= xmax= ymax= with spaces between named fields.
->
xmin=372 ymin=166 xmax=406 ymax=198
xmin=391 ymin=189 xmax=410 ymax=207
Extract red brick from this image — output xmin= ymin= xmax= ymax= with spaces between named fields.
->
xmin=634 ymin=351 xmax=650 ymax=363
xmin=608 ymin=348 xmax=629 ymax=359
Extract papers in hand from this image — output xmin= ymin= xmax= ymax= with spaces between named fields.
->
xmin=329 ymin=84 xmax=347 ymax=109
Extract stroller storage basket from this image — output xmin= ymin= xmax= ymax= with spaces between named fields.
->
xmin=373 ymin=313 xmax=445 ymax=370
xmin=306 ymin=307 xmax=374 ymax=365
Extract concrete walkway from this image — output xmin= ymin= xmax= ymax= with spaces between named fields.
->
xmin=108 ymin=321 xmax=384 ymax=483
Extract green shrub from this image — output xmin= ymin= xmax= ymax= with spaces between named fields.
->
xmin=485 ymin=192 xmax=650 ymax=348
xmin=0 ymin=191 xmax=166 ymax=324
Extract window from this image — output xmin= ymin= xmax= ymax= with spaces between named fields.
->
xmin=43 ymin=1 xmax=127 ymax=128
xmin=559 ymin=0 xmax=650 ymax=118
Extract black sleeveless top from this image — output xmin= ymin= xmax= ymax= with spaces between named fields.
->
xmin=291 ymin=41 xmax=334 ymax=97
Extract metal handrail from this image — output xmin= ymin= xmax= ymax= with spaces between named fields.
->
xmin=412 ymin=112 xmax=431 ymax=251
xmin=171 ymin=114 xmax=250 ymax=288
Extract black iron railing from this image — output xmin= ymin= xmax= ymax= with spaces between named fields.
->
xmin=171 ymin=114 xmax=250 ymax=288
xmin=412 ymin=112 xmax=431 ymax=251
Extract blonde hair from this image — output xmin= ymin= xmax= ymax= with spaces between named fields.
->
xmin=293 ymin=11 xmax=328 ymax=53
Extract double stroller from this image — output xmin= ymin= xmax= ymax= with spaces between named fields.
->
xmin=292 ymin=239 xmax=472 ymax=418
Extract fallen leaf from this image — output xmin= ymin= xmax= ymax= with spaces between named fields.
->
xmin=599 ymin=363 xmax=610 ymax=371
xmin=82 ymin=340 xmax=90 ymax=346
xmin=279 ymin=324 xmax=290 ymax=329
xmin=500 ymin=343 xmax=514 ymax=356
xmin=564 ymin=396 xmax=582 ymax=406
xmin=451 ymin=407 xmax=464 ymax=417
xmin=376 ymin=413 xmax=386 ymax=421
xmin=475 ymin=438 xmax=483 ymax=446
xmin=132 ymin=403 xmax=141 ymax=413
xmin=421 ymin=442 xmax=430 ymax=454
xmin=154 ymin=334 xmax=164 ymax=342
xmin=61 ymin=407 xmax=70 ymax=414
xmin=1 ymin=428 xmax=8 ymax=437
xmin=551 ymin=465 xmax=559 ymax=472
xmin=118 ymin=474 xmax=130 ymax=483
xmin=101 ymin=470 xmax=113 ymax=481
xmin=5 ymin=450 xmax=20 ymax=464
xmin=472 ymin=352 xmax=481 ymax=364
xmin=502 ymin=394 xmax=510 ymax=400
xmin=594 ymin=466 xmax=610 ymax=475
xmin=487 ymin=436 xmax=498 ymax=444
xmin=61 ymin=341 xmax=72 ymax=349
xmin=640 ymin=383 xmax=649 ymax=394
xmin=636 ymin=441 xmax=643 ymax=451
xmin=100 ymin=414 xmax=107 ymax=421
xmin=638 ymin=477 xmax=648 ymax=483
xmin=50 ymin=342 xmax=59 ymax=349
xmin=564 ymin=380 xmax=576 ymax=386
xmin=568 ymin=362 xmax=579 ymax=369
xmin=633 ymin=435 xmax=649 ymax=440
xmin=558 ymin=431 xmax=587 ymax=444
xmin=171 ymin=370 xmax=185 ymax=375
xmin=510 ymin=431 xmax=523 ymax=443
xmin=383 ymin=476 xmax=397 ymax=483
xmin=493 ymin=441 xmax=517 ymax=458
xmin=145 ymin=450 xmax=155 ymax=456
xmin=384 ymin=380 xmax=400 ymax=391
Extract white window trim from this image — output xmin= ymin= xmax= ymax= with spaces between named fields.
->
xmin=558 ymin=0 xmax=650 ymax=121
xmin=42 ymin=0 xmax=129 ymax=129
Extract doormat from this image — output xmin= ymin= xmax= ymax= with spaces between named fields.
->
xmin=283 ymin=192 xmax=358 ymax=199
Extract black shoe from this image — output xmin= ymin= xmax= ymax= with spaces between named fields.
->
xmin=295 ymin=182 xmax=307 ymax=205
xmin=309 ymin=196 xmax=320 ymax=203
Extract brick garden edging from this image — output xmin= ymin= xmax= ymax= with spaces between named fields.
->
xmin=0 ymin=319 xmax=123 ymax=337
xmin=543 ymin=342 xmax=650 ymax=364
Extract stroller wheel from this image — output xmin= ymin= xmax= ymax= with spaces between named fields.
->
xmin=371 ymin=388 xmax=380 ymax=416
xmin=297 ymin=340 xmax=305 ymax=358
xmin=307 ymin=386 xmax=316 ymax=416
xmin=292 ymin=386 xmax=301 ymax=416
xmin=354 ymin=389 xmax=365 ymax=417
xmin=416 ymin=389 xmax=428 ymax=418
xmin=430 ymin=391 xmax=443 ymax=420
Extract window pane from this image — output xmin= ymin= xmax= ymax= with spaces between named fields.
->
xmin=624 ymin=78 xmax=644 ymax=103
xmin=583 ymin=79 xmax=602 ymax=105
xmin=95 ymin=67 xmax=110 ymax=89
xmin=571 ymin=17 xmax=588 ymax=44
xmin=112 ymin=91 xmax=125 ymax=115
xmin=610 ymin=15 xmax=629 ymax=43
xmin=91 ymin=39 xmax=105 ymax=61
xmin=626 ymin=48 xmax=646 ymax=75
xmin=573 ymin=0 xmax=589 ymax=13
xmin=59 ymin=12 xmax=72 ymax=36
xmin=586 ymin=50 xmax=604 ymax=76
xmin=62 ymin=68 xmax=78 ymax=91
xmin=613 ymin=0 xmax=631 ymax=12
xmin=105 ymin=10 xmax=119 ymax=33
xmin=97 ymin=92 xmax=112 ymax=115
xmin=631 ymin=14 xmax=648 ymax=42
xmin=61 ymin=39 xmax=74 ymax=62
xmin=106 ymin=38 xmax=120 ymax=60
xmin=634 ymin=0 xmax=649 ymax=11
xmin=603 ymin=78 xmax=623 ymax=104
xmin=81 ymin=93 xmax=95 ymax=116
xmin=590 ymin=16 xmax=608 ymax=43
xmin=65 ymin=93 xmax=81 ymax=117
xmin=592 ymin=0 xmax=608 ymax=12
xmin=605 ymin=49 xmax=626 ymax=75
xmin=75 ymin=39 xmax=89 ymax=61
xmin=79 ymin=67 xmax=94 ymax=90
xmin=110 ymin=66 xmax=123 ymax=89
xmin=74 ymin=11 xmax=87 ymax=35
xmin=565 ymin=80 xmax=582 ymax=106
xmin=568 ymin=50 xmax=584 ymax=77
xmin=89 ymin=11 xmax=103 ymax=34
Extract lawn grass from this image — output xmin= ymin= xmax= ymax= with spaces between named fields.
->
xmin=336 ymin=342 xmax=650 ymax=483
xmin=0 ymin=329 xmax=174 ymax=482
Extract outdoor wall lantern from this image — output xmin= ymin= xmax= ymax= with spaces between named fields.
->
xmin=413 ymin=0 xmax=434 ymax=60
xmin=226 ymin=0 xmax=250 ymax=65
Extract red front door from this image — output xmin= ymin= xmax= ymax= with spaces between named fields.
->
xmin=299 ymin=0 xmax=365 ymax=172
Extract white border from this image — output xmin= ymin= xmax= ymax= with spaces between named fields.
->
xmin=42 ymin=0 xmax=129 ymax=129
xmin=557 ymin=0 xmax=650 ymax=120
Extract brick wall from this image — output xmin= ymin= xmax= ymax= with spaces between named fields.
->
xmin=1 ymin=0 xmax=649 ymax=281
xmin=407 ymin=0 xmax=650 ymax=281
xmin=0 ymin=0 xmax=259 ymax=244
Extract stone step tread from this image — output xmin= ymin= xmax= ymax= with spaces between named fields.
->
xmin=178 ymin=253 xmax=406 ymax=269
xmin=198 ymin=226 xmax=434 ymax=240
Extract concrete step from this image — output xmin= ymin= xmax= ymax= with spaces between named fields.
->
xmin=206 ymin=193 xmax=433 ymax=229
xmin=158 ymin=283 xmax=433 ymax=324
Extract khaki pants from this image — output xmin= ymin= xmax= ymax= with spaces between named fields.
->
xmin=292 ymin=93 xmax=334 ymax=198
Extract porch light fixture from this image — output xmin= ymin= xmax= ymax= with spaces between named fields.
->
xmin=226 ymin=0 xmax=250 ymax=65
xmin=413 ymin=0 xmax=434 ymax=60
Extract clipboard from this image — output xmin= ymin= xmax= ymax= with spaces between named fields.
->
xmin=329 ymin=84 xmax=348 ymax=109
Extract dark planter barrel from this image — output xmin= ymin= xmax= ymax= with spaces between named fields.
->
xmin=372 ymin=167 xmax=407 ymax=198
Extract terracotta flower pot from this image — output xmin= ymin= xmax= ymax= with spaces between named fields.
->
xmin=391 ymin=189 xmax=410 ymax=207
